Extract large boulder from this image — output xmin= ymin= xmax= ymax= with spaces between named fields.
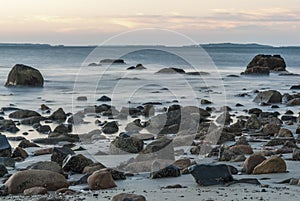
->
xmin=253 ymin=90 xmax=282 ymax=103
xmin=246 ymin=54 xmax=286 ymax=72
xmin=48 ymin=108 xmax=67 ymax=122
xmin=242 ymin=154 xmax=266 ymax=174
xmin=253 ymin=156 xmax=287 ymax=174
xmin=87 ymin=170 xmax=117 ymax=190
xmin=51 ymin=146 xmax=75 ymax=166
xmin=0 ymin=134 xmax=11 ymax=157
xmin=4 ymin=170 xmax=69 ymax=194
xmin=244 ymin=67 xmax=270 ymax=75
xmin=62 ymin=154 xmax=93 ymax=173
xmin=9 ymin=110 xmax=41 ymax=119
xmin=155 ymin=67 xmax=186 ymax=74
xmin=27 ymin=161 xmax=63 ymax=174
xmin=110 ymin=137 xmax=144 ymax=154
xmin=5 ymin=64 xmax=44 ymax=87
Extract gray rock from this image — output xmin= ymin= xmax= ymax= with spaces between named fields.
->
xmin=110 ymin=137 xmax=144 ymax=154
xmin=253 ymin=90 xmax=282 ymax=103
xmin=102 ymin=121 xmax=119 ymax=134
xmin=48 ymin=108 xmax=67 ymax=122
xmin=5 ymin=64 xmax=44 ymax=87
xmin=0 ymin=134 xmax=11 ymax=157
xmin=9 ymin=110 xmax=41 ymax=119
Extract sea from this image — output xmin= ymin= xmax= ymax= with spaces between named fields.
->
xmin=0 ymin=44 xmax=300 ymax=143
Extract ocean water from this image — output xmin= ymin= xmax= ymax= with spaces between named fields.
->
xmin=0 ymin=45 xmax=300 ymax=142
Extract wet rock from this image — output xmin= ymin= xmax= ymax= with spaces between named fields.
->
xmin=135 ymin=64 xmax=147 ymax=70
xmin=28 ymin=161 xmax=63 ymax=174
xmin=287 ymin=98 xmax=300 ymax=106
xmin=253 ymin=90 xmax=282 ymax=104
xmin=110 ymin=136 xmax=144 ymax=154
xmin=0 ymin=134 xmax=11 ymax=157
xmin=53 ymin=124 xmax=69 ymax=134
xmin=150 ymin=163 xmax=180 ymax=179
xmin=219 ymin=148 xmax=244 ymax=162
xmin=155 ymin=67 xmax=185 ymax=74
xmin=253 ymin=156 xmax=286 ymax=174
xmin=51 ymin=146 xmax=75 ymax=166
xmin=9 ymin=109 xmax=41 ymax=119
xmin=67 ymin=112 xmax=85 ymax=124
xmin=5 ymin=64 xmax=44 ymax=87
xmin=189 ymin=164 xmax=233 ymax=186
xmin=49 ymin=108 xmax=67 ymax=122
xmin=24 ymin=187 xmax=47 ymax=196
xmin=230 ymin=145 xmax=253 ymax=155
xmin=33 ymin=134 xmax=80 ymax=144
xmin=201 ymin=99 xmax=212 ymax=104
xmin=0 ymin=157 xmax=15 ymax=167
xmin=102 ymin=121 xmax=119 ymax=134
xmin=41 ymin=104 xmax=50 ymax=111
xmin=262 ymin=124 xmax=281 ymax=136
xmin=76 ymin=96 xmax=87 ymax=101
xmin=83 ymin=163 xmax=106 ymax=174
xmin=290 ymin=85 xmax=300 ymax=90
xmin=292 ymin=148 xmax=300 ymax=161
xmin=11 ymin=147 xmax=28 ymax=159
xmin=18 ymin=139 xmax=39 ymax=148
xmin=130 ymin=133 xmax=155 ymax=141
xmin=104 ymin=168 xmax=126 ymax=180
xmin=100 ymin=59 xmax=125 ymax=65
xmin=62 ymin=154 xmax=93 ymax=173
xmin=276 ymin=128 xmax=293 ymax=138
xmin=265 ymin=138 xmax=295 ymax=146
xmin=87 ymin=170 xmax=117 ymax=190
xmin=97 ymin=95 xmax=111 ymax=102
xmin=0 ymin=119 xmax=19 ymax=133
xmin=246 ymin=54 xmax=286 ymax=72
xmin=281 ymin=115 xmax=297 ymax=122
xmin=4 ymin=170 xmax=69 ymax=194
xmin=111 ymin=193 xmax=146 ymax=201
xmin=0 ymin=164 xmax=8 ymax=177
xmin=242 ymin=154 xmax=266 ymax=174
xmin=20 ymin=116 xmax=46 ymax=125
xmin=173 ymin=158 xmax=191 ymax=170
xmin=125 ymin=119 xmax=144 ymax=132
xmin=36 ymin=125 xmax=52 ymax=134
xmin=245 ymin=114 xmax=261 ymax=130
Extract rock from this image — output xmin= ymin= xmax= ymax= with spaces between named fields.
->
xmin=41 ymin=104 xmax=50 ymax=111
xmin=9 ymin=110 xmax=41 ymax=119
xmin=150 ymin=163 xmax=180 ymax=179
xmin=155 ymin=67 xmax=186 ymax=74
xmin=33 ymin=134 xmax=79 ymax=144
xmin=127 ymin=66 xmax=135 ymax=70
xmin=130 ymin=133 xmax=155 ymax=141
xmin=88 ymin=62 xmax=101 ymax=66
xmin=110 ymin=137 xmax=144 ymax=154
xmin=53 ymin=124 xmax=69 ymax=134
xmin=135 ymin=64 xmax=147 ymax=70
xmin=125 ymin=119 xmax=144 ymax=132
xmin=28 ymin=161 xmax=63 ymax=174
xmin=62 ymin=154 xmax=93 ymax=173
xmin=83 ymin=163 xmax=106 ymax=174
xmin=18 ymin=139 xmax=39 ymax=148
xmin=262 ymin=124 xmax=281 ymax=135
xmin=215 ymin=111 xmax=232 ymax=125
xmin=67 ymin=112 xmax=85 ymax=124
xmin=0 ymin=164 xmax=8 ymax=177
xmin=20 ymin=116 xmax=46 ymax=125
xmin=104 ymin=168 xmax=126 ymax=180
xmin=189 ymin=164 xmax=233 ymax=186
xmin=253 ymin=156 xmax=286 ymax=174
xmin=97 ymin=95 xmax=111 ymax=102
xmin=173 ymin=158 xmax=191 ymax=170
xmin=77 ymin=96 xmax=87 ymax=101
xmin=49 ymin=108 xmax=67 ymax=122
xmin=292 ymin=148 xmax=300 ymax=160
xmin=4 ymin=170 xmax=69 ymax=194
xmin=87 ymin=170 xmax=117 ymax=190
xmin=276 ymin=128 xmax=293 ymax=138
xmin=36 ymin=125 xmax=52 ymax=134
xmin=201 ymin=99 xmax=212 ymax=104
xmin=0 ymin=134 xmax=11 ymax=157
xmin=100 ymin=59 xmax=125 ymax=65
xmin=230 ymin=145 xmax=253 ymax=155
xmin=102 ymin=121 xmax=119 ymax=134
xmin=243 ymin=67 xmax=270 ymax=75
xmin=23 ymin=187 xmax=47 ymax=196
xmin=245 ymin=114 xmax=261 ymax=129
xmin=264 ymin=138 xmax=295 ymax=146
xmin=5 ymin=64 xmax=44 ymax=87
xmin=51 ymin=146 xmax=75 ymax=166
xmin=0 ymin=119 xmax=19 ymax=133
xmin=242 ymin=154 xmax=266 ymax=174
xmin=111 ymin=193 xmax=146 ymax=201
xmin=253 ymin=90 xmax=282 ymax=103
xmin=290 ymin=85 xmax=300 ymax=90
xmin=11 ymin=147 xmax=28 ymax=159
xmin=287 ymin=98 xmax=300 ymax=106
xmin=0 ymin=157 xmax=15 ymax=167
xmin=246 ymin=54 xmax=286 ymax=72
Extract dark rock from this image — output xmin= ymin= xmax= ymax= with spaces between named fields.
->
xmin=135 ymin=64 xmax=146 ymax=70
xmin=49 ymin=108 xmax=67 ymax=122
xmin=189 ymin=164 xmax=233 ymax=186
xmin=262 ymin=124 xmax=281 ymax=135
xmin=243 ymin=67 xmax=270 ymax=75
xmin=102 ymin=121 xmax=119 ymax=134
xmin=0 ymin=119 xmax=19 ymax=133
xmin=67 ymin=112 xmax=85 ymax=124
xmin=87 ymin=170 xmax=117 ymax=190
xmin=97 ymin=95 xmax=111 ymax=102
xmin=5 ymin=64 xmax=44 ymax=87
xmin=287 ymin=98 xmax=300 ymax=106
xmin=245 ymin=114 xmax=261 ymax=130
xmin=264 ymin=138 xmax=295 ymax=146
xmin=201 ymin=99 xmax=212 ymax=104
xmin=246 ymin=54 xmax=286 ymax=72
xmin=53 ymin=124 xmax=69 ymax=134
xmin=11 ymin=147 xmax=28 ymax=159
xmin=20 ymin=116 xmax=46 ymax=125
xmin=216 ymin=112 xmax=232 ymax=125
xmin=51 ymin=146 xmax=75 ymax=166
xmin=9 ymin=109 xmax=41 ymax=119
xmin=76 ymin=96 xmax=87 ymax=101
xmin=100 ymin=59 xmax=125 ymax=65
xmin=36 ymin=125 xmax=52 ymax=134
xmin=253 ymin=90 xmax=282 ymax=103
xmin=0 ymin=164 xmax=8 ymax=177
xmin=155 ymin=67 xmax=186 ymax=74
xmin=126 ymin=66 xmax=135 ymax=70
xmin=0 ymin=157 xmax=15 ymax=167
xmin=0 ymin=134 xmax=11 ymax=157
xmin=33 ymin=134 xmax=79 ymax=144
xmin=276 ymin=128 xmax=293 ymax=138
xmin=88 ymin=62 xmax=101 ymax=66
xmin=62 ymin=154 xmax=93 ymax=173
xmin=110 ymin=137 xmax=144 ymax=154
xmin=150 ymin=164 xmax=181 ymax=179
xmin=40 ymin=104 xmax=50 ymax=111
xmin=290 ymin=85 xmax=300 ymax=90
xmin=292 ymin=148 xmax=300 ymax=161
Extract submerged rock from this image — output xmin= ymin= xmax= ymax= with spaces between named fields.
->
xmin=5 ymin=64 xmax=44 ymax=87
xmin=155 ymin=67 xmax=186 ymax=74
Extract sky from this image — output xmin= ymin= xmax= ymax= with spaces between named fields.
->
xmin=0 ymin=0 xmax=300 ymax=46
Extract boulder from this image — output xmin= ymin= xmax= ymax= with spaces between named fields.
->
xmin=150 ymin=164 xmax=181 ymax=179
xmin=18 ymin=139 xmax=39 ymax=148
xmin=28 ymin=161 xmax=63 ymax=174
xmin=242 ymin=154 xmax=266 ymax=174
xmin=83 ymin=163 xmax=106 ymax=174
xmin=135 ymin=64 xmax=147 ymax=70
xmin=276 ymin=128 xmax=293 ymax=138
xmin=262 ymin=124 xmax=281 ymax=135
xmin=0 ymin=134 xmax=11 ymax=157
xmin=11 ymin=147 xmax=28 ymax=159
xmin=243 ymin=67 xmax=270 ymax=75
xmin=21 ymin=116 xmax=46 ymax=125
xmin=4 ymin=170 xmax=69 ymax=194
xmin=23 ymin=187 xmax=47 ymax=196
xmin=97 ymin=95 xmax=111 ymax=102
xmin=111 ymin=193 xmax=146 ymax=201
xmin=51 ymin=146 xmax=75 ymax=166
xmin=253 ymin=90 xmax=282 ymax=103
xmin=102 ymin=121 xmax=119 ymax=134
xmin=48 ymin=108 xmax=67 ymax=122
xmin=77 ymin=96 xmax=87 ymax=101
xmin=229 ymin=145 xmax=253 ymax=155
xmin=287 ymin=98 xmax=300 ymax=106
xmin=246 ymin=54 xmax=286 ymax=72
xmin=53 ymin=124 xmax=69 ymax=134
xmin=87 ymin=170 xmax=117 ymax=190
xmin=36 ymin=125 xmax=52 ymax=134
xmin=9 ymin=110 xmax=41 ymax=119
xmin=253 ymin=156 xmax=287 ymax=174
xmin=0 ymin=157 xmax=15 ymax=167
xmin=110 ymin=137 xmax=144 ymax=154
xmin=0 ymin=164 xmax=8 ymax=177
xmin=292 ymin=148 xmax=300 ymax=161
xmin=62 ymin=154 xmax=93 ymax=173
xmin=5 ymin=64 xmax=44 ymax=87
xmin=155 ymin=67 xmax=186 ymax=74
xmin=0 ymin=119 xmax=19 ymax=133
xmin=100 ymin=59 xmax=125 ymax=65
xmin=245 ymin=114 xmax=261 ymax=129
